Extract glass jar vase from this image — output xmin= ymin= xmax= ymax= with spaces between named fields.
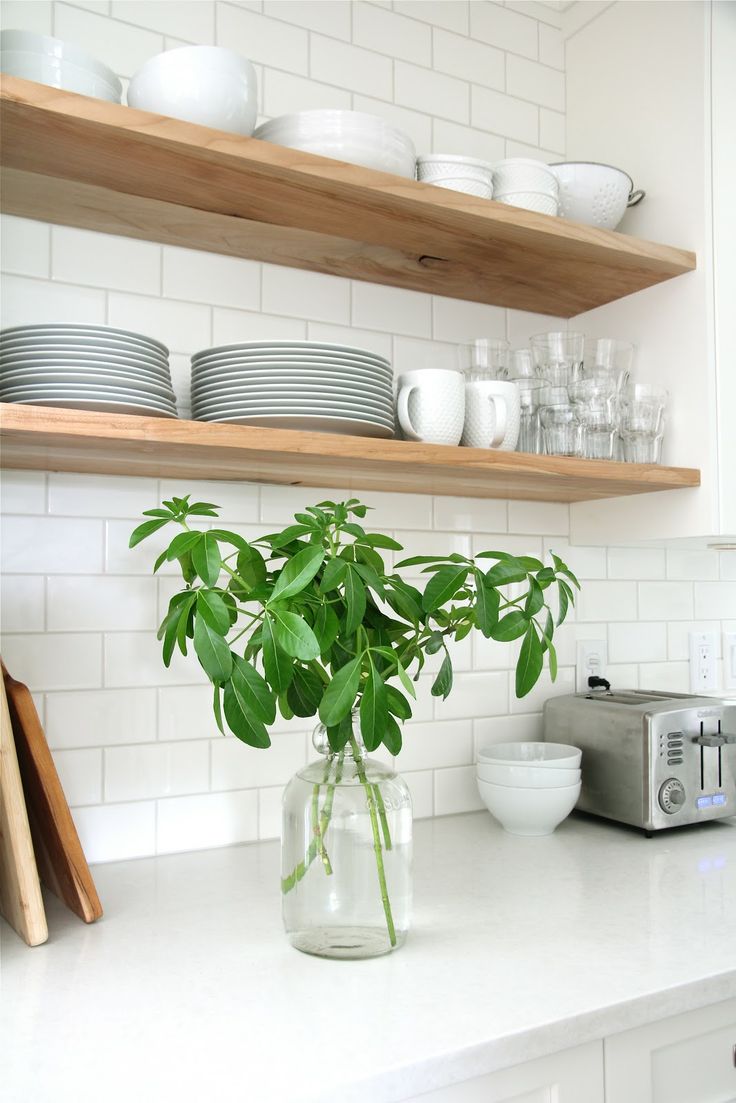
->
xmin=281 ymin=716 xmax=412 ymax=959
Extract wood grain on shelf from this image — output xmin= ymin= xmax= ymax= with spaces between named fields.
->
xmin=0 ymin=405 xmax=700 ymax=504
xmin=0 ymin=76 xmax=695 ymax=317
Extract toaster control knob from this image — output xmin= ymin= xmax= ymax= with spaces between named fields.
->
xmin=659 ymin=778 xmax=686 ymax=814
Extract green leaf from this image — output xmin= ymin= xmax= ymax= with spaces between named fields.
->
xmin=231 ymin=654 xmax=276 ymax=725
xmin=425 ymin=630 xmax=444 ymax=655
xmin=385 ymin=578 xmax=423 ymax=625
xmin=395 ymin=554 xmax=455 ymax=568
xmin=361 ymin=533 xmax=403 ymax=550
xmin=422 ymin=565 xmax=469 ymax=612
xmin=165 ymin=530 xmax=202 ymax=561
xmin=287 ymin=665 xmax=323 ymax=717
xmin=517 ymin=555 xmax=544 ymax=571
xmin=313 ymin=604 xmax=339 ymax=655
xmin=212 ymin=684 xmax=225 ymax=735
xmin=186 ymin=502 xmax=220 ymax=517
xmin=360 ymin=667 xmax=388 ymax=752
xmin=525 ymin=578 xmax=544 ymax=617
xmin=153 ymin=549 xmax=169 ymax=574
xmin=319 ymin=557 xmax=348 ymax=593
xmin=343 ymin=566 xmax=366 ymax=637
xmin=142 ymin=508 xmax=173 ymax=519
xmin=223 ymin=678 xmax=271 ymax=748
xmin=193 ymin=615 xmax=232 ymax=682
xmin=268 ymin=524 xmax=314 ymax=548
xmin=262 ymin=615 xmax=294 ymax=694
xmin=352 ymin=560 xmax=385 ymax=598
xmin=548 ymin=639 xmax=558 ymax=682
xmin=491 ymin=610 xmax=529 ymax=642
xmin=431 ymin=651 xmax=453 ymax=699
xmin=516 ymin=624 xmax=544 ymax=698
xmin=395 ymin=654 xmax=416 ymax=699
xmin=319 ymin=656 xmax=362 ymax=727
xmin=160 ymin=607 xmax=180 ymax=668
xmin=235 ymin=546 xmax=267 ymax=592
xmin=543 ymin=608 xmax=554 ymax=645
xmin=208 ymin=529 xmax=253 ymax=552
xmin=278 ymin=692 xmax=294 ymax=721
xmin=270 ymin=544 xmax=325 ymax=603
xmin=485 ymin=560 xmax=528 ymax=586
xmin=473 ymin=569 xmax=500 ymax=638
xmin=386 ymin=684 xmax=412 ymax=721
xmin=192 ymin=531 xmax=221 ymax=587
xmin=129 ymin=517 xmax=169 ymax=547
xmin=556 ymin=579 xmax=569 ymax=626
xmin=326 ymin=713 xmax=353 ymax=753
xmin=196 ymin=589 xmax=231 ymax=634
xmin=270 ymin=606 xmax=321 ymax=661
xmin=382 ymin=713 xmax=403 ymax=755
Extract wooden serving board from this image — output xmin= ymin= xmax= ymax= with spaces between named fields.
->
xmin=3 ymin=664 xmax=102 ymax=924
xmin=0 ymin=677 xmax=48 ymax=946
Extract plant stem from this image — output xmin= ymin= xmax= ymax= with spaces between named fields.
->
xmin=281 ymin=751 xmax=344 ymax=894
xmin=350 ymin=736 xmax=397 ymax=948
xmin=311 ymin=777 xmax=333 ymax=876
xmin=372 ymin=784 xmax=392 ymax=850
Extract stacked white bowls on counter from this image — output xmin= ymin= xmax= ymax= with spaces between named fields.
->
xmin=416 ymin=154 xmax=494 ymax=198
xmin=254 ymin=110 xmax=416 ymax=178
xmin=477 ymin=742 xmax=582 ymax=836
xmin=0 ymin=29 xmax=122 ymax=102
xmin=492 ymin=158 xmax=559 ymax=216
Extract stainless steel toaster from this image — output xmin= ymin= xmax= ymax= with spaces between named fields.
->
xmin=543 ymin=689 xmax=736 ymax=833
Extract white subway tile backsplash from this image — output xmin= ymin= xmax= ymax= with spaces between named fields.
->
xmin=666 ymin=548 xmax=720 ymax=581
xmin=433 ymin=496 xmax=507 ymax=533
xmin=306 ymin=321 xmax=392 ymax=360
xmin=576 ymin=581 xmax=637 ymax=622
xmin=157 ymin=479 xmax=259 ymax=523
xmin=262 ymin=265 xmax=350 ymax=323
xmin=431 ymin=119 xmax=505 ymax=162
xmin=52 ymin=748 xmax=102 ymax=805
xmin=47 ymin=576 xmax=157 ymax=631
xmin=156 ymin=789 xmax=258 ymax=853
xmin=402 ymin=769 xmax=434 ymax=819
xmin=2 ymin=516 xmax=103 ymax=573
xmin=105 ymin=741 xmax=209 ymax=801
xmin=720 ymin=552 xmax=736 ymax=580
xmin=258 ymin=785 xmax=283 ymax=840
xmin=537 ymin=22 xmax=565 ymax=70
xmin=1 ymin=215 xmax=50 ymax=279
xmin=393 ymin=1 xmax=469 ymax=34
xmin=639 ymin=581 xmax=694 ymax=621
xmin=1 ymin=634 xmax=102 ymax=691
xmin=264 ymin=0 xmax=351 ymax=39
xmin=433 ymin=27 xmax=504 ymax=90
xmin=111 ymin=1 xmax=214 ymax=42
xmin=310 ymin=34 xmax=393 ymax=98
xmin=694 ymin=582 xmax=736 ymax=620
xmin=474 ymin=712 xmax=543 ymax=751
xmin=51 ymin=227 xmax=161 ymax=294
xmin=211 ymin=729 xmax=307 ymax=789
xmin=73 ymin=801 xmax=156 ymax=862
xmin=0 ymin=0 xmax=52 ymax=33
xmin=212 ymin=306 xmax=307 ymax=345
xmin=609 ymin=622 xmax=667 ymax=664
xmin=392 ymin=335 xmax=458 ymax=374
xmin=509 ymin=666 xmax=574 ymax=714
xmin=399 ymin=720 xmax=473 ymax=771
xmin=0 ymin=575 xmax=45 ymax=632
xmin=436 ymin=671 xmax=508 ymax=720
xmin=637 ymin=662 xmax=689 ymax=694
xmin=48 ymin=473 xmax=158 ymax=517
xmin=54 ymin=3 xmax=163 ymax=76
xmin=471 ymin=532 xmax=544 ymax=558
xmin=394 ymin=61 xmax=470 ymax=124
xmin=607 ymin=546 xmax=666 ymax=579
xmin=262 ymin=69 xmax=352 ymax=115
xmin=667 ymin=620 xmax=722 ymax=662
xmin=508 ymin=500 xmax=569 ymax=536
xmin=352 ymin=282 xmax=433 ymax=337
xmin=45 ymin=688 xmax=157 ymax=748
xmin=434 ymin=764 xmax=484 ymax=815
xmin=104 ymin=632 xmax=207 ymax=687
xmin=158 ymin=685 xmax=220 ymax=741
xmin=470 ymin=2 xmax=538 ymax=59
xmin=539 ymin=107 xmax=565 ymax=154
xmin=216 ymin=3 xmax=308 ymax=72
xmin=431 ymin=296 xmax=506 ymax=343
xmin=471 ymin=85 xmax=539 ymax=144
xmin=1 ymin=274 xmax=106 ymax=327
xmin=353 ymin=3 xmax=432 ymax=64
xmin=108 ymin=293 xmax=211 ymax=354
xmin=352 ymin=95 xmax=433 ymax=153
xmin=162 ymin=247 xmax=260 ymax=310
xmin=0 ymin=470 xmax=46 ymax=514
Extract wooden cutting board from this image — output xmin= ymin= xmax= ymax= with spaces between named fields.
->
xmin=2 ymin=664 xmax=102 ymax=924
xmin=0 ymin=676 xmax=48 ymax=946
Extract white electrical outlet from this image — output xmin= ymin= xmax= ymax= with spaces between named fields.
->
xmin=723 ymin=632 xmax=736 ymax=691
xmin=576 ymin=639 xmax=607 ymax=692
xmin=689 ymin=630 xmax=717 ymax=693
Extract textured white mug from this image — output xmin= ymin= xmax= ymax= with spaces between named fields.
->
xmin=461 ymin=380 xmax=520 ymax=450
xmin=397 ymin=369 xmax=465 ymax=446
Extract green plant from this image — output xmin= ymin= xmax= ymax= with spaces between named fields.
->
xmin=131 ymin=494 xmax=579 ymax=945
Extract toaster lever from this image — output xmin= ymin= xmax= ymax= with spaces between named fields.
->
xmin=693 ymin=733 xmax=726 ymax=747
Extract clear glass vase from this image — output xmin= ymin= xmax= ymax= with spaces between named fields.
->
xmin=281 ymin=715 xmax=412 ymax=960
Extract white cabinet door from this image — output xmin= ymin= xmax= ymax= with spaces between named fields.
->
xmin=399 ymin=1040 xmax=604 ymax=1102
xmin=605 ymin=998 xmax=736 ymax=1103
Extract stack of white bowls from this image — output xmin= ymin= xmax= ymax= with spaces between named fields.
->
xmin=0 ymin=29 xmax=121 ymax=103
xmin=477 ymin=742 xmax=582 ymax=836
xmin=254 ymin=111 xmax=416 ymax=179
xmin=416 ymin=154 xmax=494 ymax=198
xmin=492 ymin=158 xmax=559 ymax=216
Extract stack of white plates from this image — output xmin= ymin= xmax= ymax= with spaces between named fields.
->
xmin=254 ymin=110 xmax=416 ymax=179
xmin=0 ymin=324 xmax=178 ymax=417
xmin=190 ymin=342 xmax=395 ymax=438
xmin=1 ymin=30 xmax=122 ymax=103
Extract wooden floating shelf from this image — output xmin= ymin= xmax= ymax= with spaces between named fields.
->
xmin=0 ymin=405 xmax=701 ymax=503
xmin=0 ymin=76 xmax=695 ymax=317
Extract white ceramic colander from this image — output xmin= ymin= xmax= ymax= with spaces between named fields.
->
xmin=551 ymin=162 xmax=645 ymax=230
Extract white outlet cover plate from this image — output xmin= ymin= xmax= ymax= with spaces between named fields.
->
xmin=689 ymin=630 xmax=717 ymax=694
xmin=576 ymin=639 xmax=607 ymax=693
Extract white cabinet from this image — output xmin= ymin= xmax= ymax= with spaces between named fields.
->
xmin=400 ymin=1040 xmax=604 ymax=1102
xmin=605 ymin=998 xmax=736 ymax=1103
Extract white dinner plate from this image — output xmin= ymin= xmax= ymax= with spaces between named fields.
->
xmin=191 ymin=391 xmax=393 ymax=416
xmin=191 ymin=358 xmax=394 ymax=382
xmin=1 ymin=396 xmax=178 ymax=417
xmin=190 ymin=368 xmax=393 ymax=391
xmin=1 ymin=324 xmax=168 ymax=355
xmin=1 ymin=360 xmax=174 ymax=385
xmin=1 ymin=385 xmax=178 ymax=412
xmin=191 ymin=340 xmax=390 ymax=366
xmin=0 ymin=344 xmax=170 ymax=368
xmin=191 ymin=376 xmax=393 ymax=401
xmin=0 ymin=370 xmax=176 ymax=399
xmin=191 ymin=401 xmax=394 ymax=426
xmin=192 ymin=410 xmax=394 ymax=437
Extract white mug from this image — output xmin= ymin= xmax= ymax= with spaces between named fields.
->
xmin=461 ymin=380 xmax=521 ymax=450
xmin=397 ymin=369 xmax=465 ymax=446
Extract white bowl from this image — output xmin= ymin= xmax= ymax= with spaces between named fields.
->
xmin=1 ymin=49 xmax=121 ymax=102
xmin=551 ymin=162 xmax=644 ymax=230
xmin=430 ymin=176 xmax=493 ymax=198
xmin=492 ymin=157 xmax=558 ymax=196
xmin=0 ymin=28 xmax=121 ymax=94
xmin=477 ymin=778 xmax=581 ymax=836
xmin=127 ymin=46 xmax=257 ymax=136
xmin=477 ymin=762 xmax=581 ymax=788
xmin=254 ymin=110 xmax=416 ymax=179
xmin=477 ymin=741 xmax=582 ymax=769
xmin=494 ymin=190 xmax=559 ymax=216
xmin=416 ymin=154 xmax=494 ymax=184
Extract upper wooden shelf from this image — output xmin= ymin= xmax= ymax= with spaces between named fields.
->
xmin=0 ymin=404 xmax=700 ymax=503
xmin=0 ymin=76 xmax=695 ymax=317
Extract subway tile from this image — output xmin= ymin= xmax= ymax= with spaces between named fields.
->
xmin=607 ymin=545 xmax=665 ymax=579
xmin=432 ymin=297 xmax=506 ymax=343
xmin=667 ymin=621 xmax=722 ymax=662
xmin=47 ymin=576 xmax=157 ymax=631
xmin=310 ymin=34 xmax=392 ymax=98
xmin=0 ymin=575 xmax=45 ymax=632
xmin=507 ymin=501 xmax=569 ymax=536
xmin=263 ymin=0 xmax=351 ymax=39
xmin=105 ymin=741 xmax=209 ymax=801
xmin=216 ymin=4 xmax=308 ymax=73
xmin=432 ymin=496 xmax=507 ymax=533
xmin=54 ymin=3 xmax=163 ymax=77
xmin=157 ymin=479 xmax=259 ymax=523
xmin=353 ymin=3 xmax=431 ymax=64
xmin=0 ymin=470 xmax=47 ymax=514
xmin=540 ymin=108 xmax=565 ymax=154
xmin=471 ymin=86 xmax=538 ymax=145
xmin=158 ymin=685 xmax=222 ymax=741
xmin=470 ymin=2 xmax=538 ymax=58
xmin=576 ymin=581 xmax=637 ymax=622
xmin=212 ymin=306 xmax=307 ymax=345
xmin=550 ymin=620 xmax=607 ymax=668
xmin=609 ymin=622 xmax=667 ymax=664
xmin=538 ymin=22 xmax=565 ymax=70
xmin=352 ymin=95 xmax=432 ymax=153
xmin=472 ymin=632 xmax=517 ymax=672
xmin=431 ymin=119 xmax=505 ymax=162
xmin=542 ymin=540 xmax=606 ymax=579
xmin=156 ymin=789 xmax=258 ymax=853
xmin=694 ymin=582 xmax=736 ymax=620
xmin=52 ymin=748 xmax=102 ymax=805
xmin=509 ymin=666 xmax=574 ymax=714
xmin=51 ymin=227 xmax=161 ymax=294
xmin=261 ymin=265 xmax=350 ymax=324
xmin=111 ymin=1 xmax=214 ymax=43
xmin=639 ymin=581 xmax=693 ymax=621
xmin=398 ymin=720 xmax=473 ymax=771
xmin=394 ymin=1 xmax=468 ymax=33
xmin=606 ymin=663 xmax=639 ymax=689
xmin=394 ymin=61 xmax=470 ymax=125
xmin=107 ymin=293 xmax=211 ymax=355
xmin=433 ymin=27 xmax=504 ymax=90
xmin=474 ymin=712 xmax=543 ymax=754
xmin=392 ymin=529 xmax=472 ymax=579
xmin=506 ymin=0 xmax=563 ymax=27
xmin=435 ymin=670 xmax=508 ymax=720
xmin=506 ymin=54 xmax=565 ymax=111
xmin=422 ymin=633 xmax=472 ymax=676
xmin=0 ymin=0 xmax=52 ymax=33
xmin=471 ymin=532 xmax=544 ymax=559
xmin=1 ymin=634 xmax=102 ymax=690
xmin=402 ymin=769 xmax=434 ymax=819
xmin=306 ymin=321 xmax=392 ymax=361
xmin=434 ymin=764 xmax=484 ymax=815
xmin=504 ymin=140 xmax=558 ymax=162
xmin=351 ymin=282 xmax=432 ymax=337
xmin=1 ymin=516 xmax=103 ymax=573
xmin=48 ymin=472 xmax=158 ymax=517
xmin=1 ymin=274 xmax=106 ymax=327
xmin=72 ymin=801 xmax=156 ymax=863
xmin=392 ymin=336 xmax=458 ymax=374
xmin=720 ymin=552 xmax=736 ymax=580
xmin=104 ymin=632 xmax=207 ymax=687
xmin=0 ymin=215 xmax=50 ymax=278
xmin=162 ymin=247 xmax=260 ymax=310
xmin=211 ymin=729 xmax=307 ymax=789
xmin=45 ymin=687 xmax=157 ymax=748
xmin=106 ymin=517 xmax=180 ymax=574
xmin=258 ymin=784 xmax=283 ymax=840
xmin=262 ymin=69 xmax=351 ymax=115
xmin=666 ymin=547 xmax=720 ymax=581
xmin=259 ymin=483 xmax=433 ymax=530
xmin=637 ymin=662 xmax=690 ymax=695
xmin=507 ymin=309 xmax=565 ymax=347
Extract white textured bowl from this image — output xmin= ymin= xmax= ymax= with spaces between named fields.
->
xmin=477 ymin=762 xmax=581 ymax=788
xmin=0 ymin=50 xmax=121 ymax=101
xmin=430 ymin=176 xmax=493 ymax=198
xmin=494 ymin=190 xmax=559 ymax=216
xmin=477 ymin=741 xmax=582 ymax=769
xmin=477 ymin=778 xmax=581 ymax=836
xmin=254 ymin=110 xmax=416 ymax=178
xmin=552 ymin=162 xmax=642 ymax=230
xmin=416 ymin=154 xmax=494 ymax=184
xmin=492 ymin=157 xmax=558 ymax=196
xmin=0 ymin=28 xmax=121 ymax=93
xmin=128 ymin=46 xmax=257 ymax=136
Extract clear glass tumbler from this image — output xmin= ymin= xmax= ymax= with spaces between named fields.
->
xmin=509 ymin=348 xmax=536 ymax=380
xmin=620 ymin=384 xmax=668 ymax=463
xmin=569 ymin=378 xmax=619 ymax=460
xmin=531 ymin=331 xmax=585 ymax=387
xmin=540 ymin=403 xmax=582 ymax=456
xmin=458 ymin=337 xmax=510 ymax=381
xmin=583 ymin=338 xmax=634 ymax=391
xmin=515 ymin=378 xmax=544 ymax=453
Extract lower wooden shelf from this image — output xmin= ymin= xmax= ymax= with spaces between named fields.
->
xmin=0 ymin=404 xmax=700 ymax=503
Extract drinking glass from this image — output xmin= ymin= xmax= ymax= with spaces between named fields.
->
xmin=515 ymin=378 xmax=544 ymax=453
xmin=509 ymin=348 xmax=535 ymax=380
xmin=583 ymin=338 xmax=634 ymax=391
xmin=458 ymin=338 xmax=510 ymax=381
xmin=620 ymin=384 xmax=668 ymax=463
xmin=530 ymin=331 xmax=585 ymax=387
xmin=569 ymin=378 xmax=619 ymax=460
xmin=540 ymin=404 xmax=582 ymax=456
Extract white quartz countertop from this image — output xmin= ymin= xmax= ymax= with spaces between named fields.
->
xmin=3 ymin=811 xmax=736 ymax=1103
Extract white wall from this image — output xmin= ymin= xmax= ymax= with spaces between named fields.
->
xmin=1 ymin=0 xmax=735 ymax=863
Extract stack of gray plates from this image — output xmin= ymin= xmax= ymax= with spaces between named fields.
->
xmin=0 ymin=324 xmax=178 ymax=417
xmin=190 ymin=341 xmax=395 ymax=438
